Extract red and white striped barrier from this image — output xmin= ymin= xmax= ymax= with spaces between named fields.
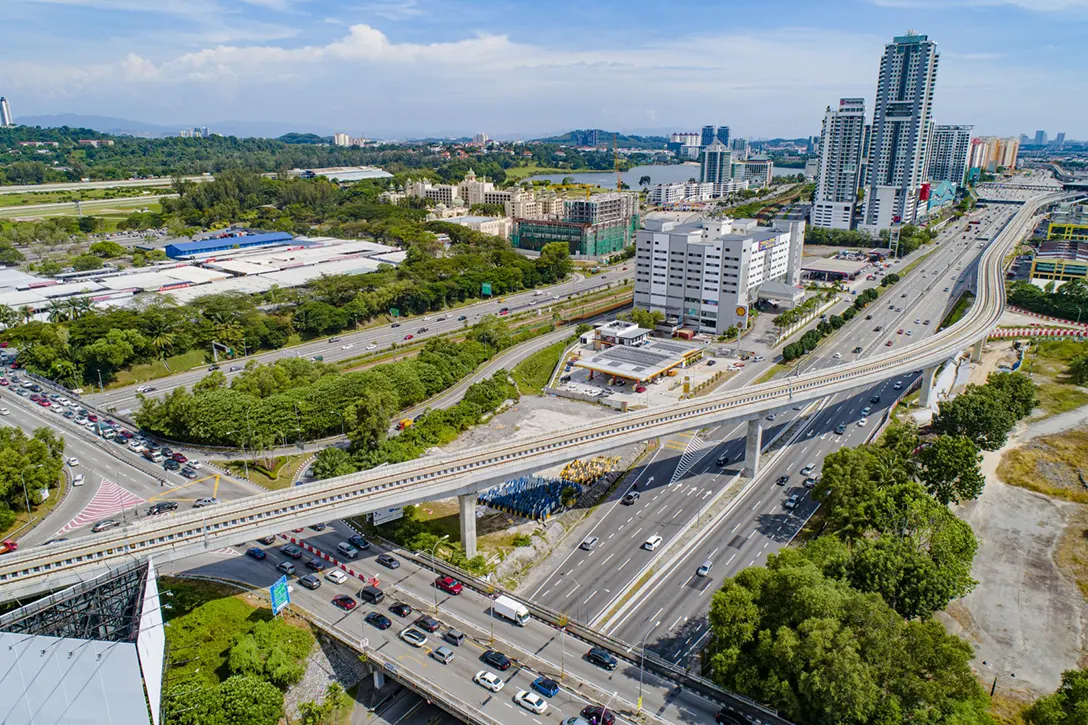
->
xmin=278 ymin=533 xmax=380 ymax=587
xmin=989 ymin=327 xmax=1088 ymax=339
xmin=1007 ymin=306 xmax=1088 ymax=327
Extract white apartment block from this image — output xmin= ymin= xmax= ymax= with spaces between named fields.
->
xmin=811 ymin=98 xmax=867 ymax=230
xmin=738 ymin=158 xmax=774 ymax=189
xmin=926 ymin=124 xmax=973 ymax=185
xmin=646 ymin=179 xmax=749 ymax=206
xmin=391 ymin=170 xmax=565 ymax=219
xmin=860 ymin=32 xmax=939 ymax=233
xmin=634 ymin=217 xmax=805 ymax=336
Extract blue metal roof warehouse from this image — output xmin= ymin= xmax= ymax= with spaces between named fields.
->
xmin=165 ymin=232 xmax=294 ymax=259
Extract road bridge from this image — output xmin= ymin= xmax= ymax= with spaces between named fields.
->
xmin=0 ymin=191 xmax=1067 ymax=603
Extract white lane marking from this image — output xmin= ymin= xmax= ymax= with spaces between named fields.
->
xmin=565 ymin=583 xmax=579 ymax=598
xmin=582 ymin=590 xmax=598 ymax=605
xmin=617 ymin=558 xmax=630 ymax=571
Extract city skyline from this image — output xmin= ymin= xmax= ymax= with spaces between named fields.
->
xmin=2 ymin=0 xmax=1088 ymax=138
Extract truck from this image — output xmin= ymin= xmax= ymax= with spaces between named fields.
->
xmin=492 ymin=595 xmax=530 ymax=626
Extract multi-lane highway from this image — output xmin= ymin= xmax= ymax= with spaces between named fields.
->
xmin=86 ymin=267 xmax=635 ymax=414
xmin=524 ymin=200 xmax=1018 ymax=634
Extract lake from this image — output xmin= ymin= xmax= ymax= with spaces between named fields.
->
xmin=524 ymin=163 xmax=804 ymax=190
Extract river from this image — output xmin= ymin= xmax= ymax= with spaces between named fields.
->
xmin=523 ymin=163 xmax=804 ymax=190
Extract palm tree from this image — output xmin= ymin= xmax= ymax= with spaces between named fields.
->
xmin=0 ymin=305 xmax=18 ymax=330
xmin=66 ymin=297 xmax=92 ymax=320
xmin=149 ymin=330 xmax=176 ymax=362
xmin=46 ymin=300 xmax=70 ymax=323
xmin=19 ymin=306 xmax=35 ymax=324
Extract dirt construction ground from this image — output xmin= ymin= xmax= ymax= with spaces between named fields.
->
xmin=939 ymin=408 xmax=1088 ymax=698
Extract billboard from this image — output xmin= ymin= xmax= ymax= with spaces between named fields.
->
xmin=270 ymin=575 xmax=291 ymax=616
xmin=372 ymin=506 xmax=404 ymax=525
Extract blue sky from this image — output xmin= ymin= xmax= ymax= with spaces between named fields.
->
xmin=2 ymin=0 xmax=1087 ymax=138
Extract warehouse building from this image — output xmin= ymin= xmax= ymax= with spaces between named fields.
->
xmin=165 ymin=231 xmax=295 ymax=259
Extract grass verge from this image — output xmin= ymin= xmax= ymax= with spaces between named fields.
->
xmin=110 ymin=348 xmax=207 ymax=388
xmin=512 ymin=339 xmax=569 ymax=395
xmin=0 ymin=474 xmax=67 ymax=541
xmin=996 ymin=429 xmax=1088 ymax=504
xmin=1055 ymin=502 xmax=1088 ymax=600
xmin=1035 ymin=381 xmax=1088 ymax=418
xmin=754 ymin=363 xmax=791 ymax=385
xmin=939 ymin=290 xmax=976 ymax=331
xmin=214 ymin=453 xmax=311 ymax=490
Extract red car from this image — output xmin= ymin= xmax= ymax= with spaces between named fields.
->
xmin=499 ymin=308 xmax=510 ymax=316
xmin=435 ymin=576 xmax=463 ymax=595
xmin=332 ymin=595 xmax=357 ymax=611
xmin=38 ymin=400 xmax=51 ymax=407
xmin=0 ymin=540 xmax=18 ymax=555
xmin=0 ymin=379 xmax=8 ymax=386
xmin=173 ymin=453 xmax=187 ymax=463
xmin=88 ymin=414 xmax=98 ymax=422
xmin=403 ymin=334 xmax=414 ymax=341
xmin=885 ymin=340 xmax=894 ymax=347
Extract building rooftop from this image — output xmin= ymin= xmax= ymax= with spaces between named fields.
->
xmin=574 ymin=337 xmax=700 ymax=382
xmin=801 ymin=257 xmax=870 ymax=275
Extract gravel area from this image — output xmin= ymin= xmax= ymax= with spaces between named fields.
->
xmin=285 ymin=631 xmax=370 ymax=718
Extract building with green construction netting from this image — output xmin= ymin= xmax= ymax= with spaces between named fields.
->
xmin=512 ymin=192 xmax=639 ymax=257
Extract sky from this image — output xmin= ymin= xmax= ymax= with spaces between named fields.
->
xmin=2 ymin=0 xmax=1087 ymax=139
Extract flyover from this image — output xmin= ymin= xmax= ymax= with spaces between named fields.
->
xmin=0 ymin=190 xmax=1067 ymax=602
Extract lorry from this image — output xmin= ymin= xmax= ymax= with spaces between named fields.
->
xmin=492 ymin=595 xmax=530 ymax=626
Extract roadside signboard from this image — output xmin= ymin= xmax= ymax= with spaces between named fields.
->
xmin=372 ymin=506 xmax=404 ymax=525
xmin=270 ymin=575 xmax=291 ymax=616
xmin=482 ymin=282 xmax=492 ymax=297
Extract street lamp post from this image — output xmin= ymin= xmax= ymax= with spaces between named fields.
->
xmin=226 ymin=431 xmax=249 ymax=481
xmin=638 ymin=619 xmax=661 ymax=713
xmin=557 ymin=614 xmax=569 ymax=679
xmin=430 ymin=534 xmax=450 ymax=613
xmin=18 ymin=463 xmax=44 ymax=521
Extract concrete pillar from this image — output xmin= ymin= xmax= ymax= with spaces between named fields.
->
xmin=970 ymin=339 xmax=985 ymax=363
xmin=459 ymin=493 xmax=477 ymax=558
xmin=744 ymin=419 xmax=763 ymax=478
xmin=919 ymin=365 xmax=938 ymax=408
xmin=373 ymin=670 xmax=385 ymax=689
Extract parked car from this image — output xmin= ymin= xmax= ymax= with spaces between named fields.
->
xmin=332 ymin=594 xmax=357 ymax=611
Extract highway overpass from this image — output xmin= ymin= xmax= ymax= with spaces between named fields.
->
xmin=0 ymin=191 xmax=1067 ymax=602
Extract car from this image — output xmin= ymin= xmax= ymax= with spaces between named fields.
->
xmin=581 ymin=706 xmax=616 ymax=725
xmin=586 ymin=647 xmax=618 ymax=670
xmin=136 ymin=385 xmax=152 ymax=393
xmin=403 ymin=334 xmax=414 ymax=341
xmin=208 ymin=365 xmax=220 ymax=371
xmin=803 ymin=477 xmax=818 ymax=489
xmin=414 ymin=615 xmax=441 ymax=633
xmin=515 ymin=690 xmax=548 ymax=715
xmin=885 ymin=340 xmax=894 ymax=347
xmin=897 ymin=328 xmax=904 ymax=335
xmin=321 ymin=593 xmax=355 ymax=611
xmin=499 ymin=308 xmax=510 ymax=316
xmin=377 ymin=553 xmax=400 ymax=569
xmin=163 ymin=460 xmax=180 ymax=472
xmin=776 ymin=475 xmax=789 ymax=485
xmin=532 ymin=676 xmax=560 ymax=698
xmin=580 ymin=536 xmax=599 ymax=551
xmin=366 ymin=343 xmax=376 ymax=350
xmin=852 ymin=346 xmax=863 ymax=354
xmin=906 ymin=330 xmax=913 ymax=336
xmin=299 ymin=574 xmax=322 ymax=590
xmin=874 ymin=325 xmax=883 ymax=332
xmin=706 ymin=359 xmax=716 ymax=367
xmin=857 ymin=417 xmax=868 ymax=427
xmin=348 ymin=534 xmax=371 ymax=550
xmin=716 ymin=707 xmax=748 ymax=725
xmin=67 ymin=457 xmax=79 ymax=467
xmin=901 ymin=293 xmax=907 ymax=298
xmin=474 ymin=670 xmax=505 ymax=693
xmin=281 ymin=544 xmax=304 ymax=559
xmin=172 ymin=452 xmax=187 ymax=463
xmin=325 ymin=569 xmax=347 ymax=584
xmin=399 ymin=629 xmax=427 ymax=647
xmin=91 ymin=519 xmax=121 ymax=533
xmin=416 ymin=327 xmax=428 ymax=334
xmin=832 ymin=352 xmax=842 ymax=359
xmin=188 ymin=460 xmax=202 ymax=469
xmin=444 ymin=629 xmax=465 ymax=646
xmin=766 ymin=413 xmax=777 ymax=421
xmin=894 ymin=380 xmax=904 ymax=390
xmin=457 ymin=315 xmax=467 ymax=321
xmin=923 ymin=319 xmax=931 ymax=325
xmin=306 ymin=557 xmax=327 ymax=572
xmin=277 ymin=561 xmax=296 ymax=575
xmin=341 ymin=344 xmax=354 ymax=350
xmin=914 ymin=319 xmax=921 ymax=325
xmin=389 ymin=602 xmax=413 ymax=618
xmin=835 ymin=424 xmax=847 ymax=435
xmin=861 ymin=406 xmax=872 ymax=416
xmin=800 ymin=464 xmax=816 ymax=476
xmin=180 ymin=467 xmax=198 ymax=479
xmin=310 ymin=522 xmax=327 ymax=531
xmin=481 ymin=649 xmax=512 ymax=671
xmin=246 ymin=547 xmax=267 ymax=561
xmin=784 ymin=494 xmax=801 ymax=510
xmin=635 ymin=385 xmax=646 ymax=393
xmin=258 ymin=535 xmax=276 ymax=545
xmin=193 ymin=497 xmax=220 ymax=507
xmin=365 ymin=611 xmax=392 ymax=630
xmin=148 ymin=501 xmax=178 ymax=516
xmin=228 ymin=365 xmax=242 ymax=372
xmin=869 ymin=395 xmax=880 ymax=403
xmin=72 ymin=473 xmax=85 ymax=486
xmin=943 ymin=287 xmax=950 ymax=292
xmin=622 ymin=491 xmax=640 ymax=505
xmin=696 ymin=560 xmax=713 ymax=577
xmin=431 ymin=645 xmax=455 ymax=665
xmin=435 ymin=576 xmax=463 ymax=595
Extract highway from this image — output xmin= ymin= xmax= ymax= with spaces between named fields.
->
xmin=524 ymin=200 xmax=1015 ymax=630
xmin=85 ymin=268 xmax=636 ymax=416
xmin=0 ymin=189 xmax=1066 ymax=602
xmin=0 ymin=176 xmax=207 ymax=195
xmin=166 ymin=519 xmax=724 ymax=725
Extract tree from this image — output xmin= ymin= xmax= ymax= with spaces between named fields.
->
xmin=165 ymin=675 xmax=284 ymax=725
xmin=312 ymin=447 xmax=357 ymax=479
xmin=345 ymin=388 xmax=396 ymax=451
xmin=88 ymin=240 xmax=126 ymax=258
xmin=537 ymin=241 xmax=573 ymax=282
xmin=299 ymin=683 xmax=351 ymax=725
xmin=630 ymin=307 xmax=664 ymax=330
xmin=70 ymin=253 xmax=104 ymax=271
xmin=917 ymin=435 xmax=985 ymax=504
xmin=933 ymin=385 xmax=1016 ymax=450
xmin=638 ymin=175 xmax=651 ymax=187
xmin=986 ymin=370 xmax=1037 ymax=419
xmin=1025 ymin=668 xmax=1088 ymax=725
xmin=1069 ymin=352 xmax=1088 ymax=385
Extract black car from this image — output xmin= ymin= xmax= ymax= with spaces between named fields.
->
xmin=299 ymin=574 xmax=322 ymax=590
xmin=377 ymin=553 xmax=400 ymax=569
xmin=581 ymin=706 xmax=616 ymax=725
xmin=246 ymin=547 xmax=266 ymax=561
xmin=622 ymin=491 xmax=640 ymax=505
xmin=306 ymin=557 xmax=327 ymax=572
xmin=348 ymin=534 xmax=371 ymax=550
xmin=852 ymin=346 xmax=863 ymax=354
xmin=869 ymin=395 xmax=881 ymax=404
xmin=391 ymin=322 xmax=401 ymax=328
xmin=480 ymin=649 xmax=511 ymax=671
xmin=414 ymin=615 xmax=441 ymax=633
xmin=163 ymin=459 xmax=181 ymax=471
xmin=310 ymin=522 xmax=327 ymax=531
xmin=208 ymin=365 xmax=220 ymax=371
xmin=586 ymin=647 xmax=618 ymax=670
xmin=365 ymin=612 xmax=392 ymax=630
xmin=457 ymin=315 xmax=467 ymax=321
xmin=417 ymin=327 xmax=428 ymax=334
xmin=776 ymin=475 xmax=789 ymax=486
xmin=258 ymin=535 xmax=276 ymax=545
xmin=389 ymin=602 xmax=413 ymax=618
xmin=835 ymin=424 xmax=847 ymax=435
xmin=147 ymin=501 xmax=178 ymax=516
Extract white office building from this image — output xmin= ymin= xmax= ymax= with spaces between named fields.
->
xmin=926 ymin=124 xmax=973 ymax=186
xmin=634 ymin=217 xmax=805 ymax=336
xmin=860 ymin=32 xmax=940 ymax=233
xmin=811 ymin=98 xmax=867 ymax=230
xmin=0 ymin=97 xmax=13 ymax=128
xmin=700 ymin=140 xmax=732 ymax=184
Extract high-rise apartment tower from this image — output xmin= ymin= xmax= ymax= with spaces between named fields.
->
xmin=811 ymin=98 xmax=867 ymax=230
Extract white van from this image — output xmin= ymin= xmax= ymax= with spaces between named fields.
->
xmin=642 ymin=534 xmax=663 ymax=551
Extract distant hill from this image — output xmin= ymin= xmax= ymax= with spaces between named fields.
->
xmin=16 ymin=114 xmax=177 ymax=137
xmin=533 ymin=129 xmax=668 ymax=150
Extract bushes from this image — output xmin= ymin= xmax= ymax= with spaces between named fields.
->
xmin=780 ymin=281 xmax=883 ymax=362
xmin=1009 ymin=278 xmax=1088 ymax=324
xmin=932 ymin=371 xmax=1037 ymax=450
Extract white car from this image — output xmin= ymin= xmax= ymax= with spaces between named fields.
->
xmin=400 ymin=629 xmax=427 ymax=647
xmin=893 ymin=381 xmax=904 ymax=390
xmin=832 ymin=352 xmax=842 ymax=359
xmin=0 ymin=407 xmax=8 ymax=416
xmin=188 ymin=460 xmax=202 ymax=469
xmin=857 ymin=417 xmax=868 ymax=427
xmin=784 ymin=494 xmax=801 ymax=510
xmin=366 ymin=343 xmax=376 ymax=350
xmin=325 ymin=569 xmax=347 ymax=584
xmin=514 ymin=691 xmax=548 ymax=715
xmin=473 ymin=671 xmax=504 ymax=693
xmin=67 ymin=457 xmax=79 ymax=467
xmin=72 ymin=474 xmax=86 ymax=487
xmin=135 ymin=385 xmax=150 ymax=393
xmin=341 ymin=344 xmax=354 ymax=350
xmin=861 ymin=406 xmax=871 ymax=416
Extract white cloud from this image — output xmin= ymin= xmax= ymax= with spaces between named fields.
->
xmin=354 ymin=0 xmax=423 ymax=20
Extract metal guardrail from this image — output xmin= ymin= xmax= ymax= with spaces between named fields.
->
xmin=409 ymin=551 xmax=789 ymax=725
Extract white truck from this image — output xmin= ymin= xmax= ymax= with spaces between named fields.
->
xmin=491 ymin=595 xmax=530 ymax=626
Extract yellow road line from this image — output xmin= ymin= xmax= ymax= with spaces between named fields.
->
xmin=147 ymin=473 xmax=221 ymax=502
